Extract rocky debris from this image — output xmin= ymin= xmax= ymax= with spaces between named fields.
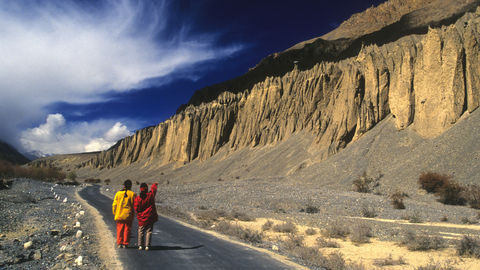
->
xmin=0 ymin=178 xmax=104 ymax=269
xmin=23 ymin=241 xmax=32 ymax=249
xmin=0 ymin=179 xmax=13 ymax=190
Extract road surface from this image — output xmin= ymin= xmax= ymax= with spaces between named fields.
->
xmin=78 ymin=185 xmax=297 ymax=270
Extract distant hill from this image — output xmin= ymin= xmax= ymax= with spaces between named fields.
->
xmin=0 ymin=141 xmax=30 ymax=165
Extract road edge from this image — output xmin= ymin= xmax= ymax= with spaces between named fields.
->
xmin=159 ymin=213 xmax=310 ymax=270
xmin=76 ymin=187 xmax=123 ymax=270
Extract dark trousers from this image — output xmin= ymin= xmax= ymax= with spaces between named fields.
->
xmin=138 ymin=223 xmax=153 ymax=247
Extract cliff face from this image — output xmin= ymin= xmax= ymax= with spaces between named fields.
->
xmin=87 ymin=5 xmax=480 ymax=170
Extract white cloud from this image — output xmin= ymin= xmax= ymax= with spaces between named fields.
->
xmin=20 ymin=114 xmax=133 ymax=155
xmin=0 ymin=0 xmax=241 ymax=152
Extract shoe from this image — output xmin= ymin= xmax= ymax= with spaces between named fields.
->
xmin=117 ymin=244 xmax=122 ymax=248
xmin=145 ymin=246 xmax=149 ymax=251
xmin=122 ymin=244 xmax=127 ymax=248
xmin=138 ymin=246 xmax=143 ymax=250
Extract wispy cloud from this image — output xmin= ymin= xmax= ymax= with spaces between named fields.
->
xmin=0 ymin=0 xmax=241 ymax=153
xmin=21 ymin=114 xmax=133 ymax=155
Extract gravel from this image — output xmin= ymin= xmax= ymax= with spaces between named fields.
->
xmin=0 ymin=178 xmax=104 ymax=269
xmin=103 ymin=177 xmax=480 ymax=245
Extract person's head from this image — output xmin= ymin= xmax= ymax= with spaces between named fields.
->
xmin=123 ymin=180 xmax=132 ymax=190
xmin=140 ymin=183 xmax=148 ymax=193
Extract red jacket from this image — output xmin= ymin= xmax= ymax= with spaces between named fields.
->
xmin=134 ymin=183 xmax=158 ymax=226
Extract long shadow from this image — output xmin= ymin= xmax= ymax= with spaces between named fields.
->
xmin=127 ymin=245 xmax=204 ymax=251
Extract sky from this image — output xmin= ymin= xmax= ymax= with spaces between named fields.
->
xmin=0 ymin=0 xmax=386 ymax=156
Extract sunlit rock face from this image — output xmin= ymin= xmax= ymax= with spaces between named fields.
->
xmin=87 ymin=2 xmax=480 ymax=169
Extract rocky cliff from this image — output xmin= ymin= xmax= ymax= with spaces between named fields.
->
xmin=85 ymin=1 xmax=480 ymax=170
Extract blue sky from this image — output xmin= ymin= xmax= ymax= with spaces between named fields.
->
xmin=0 ymin=0 xmax=385 ymax=155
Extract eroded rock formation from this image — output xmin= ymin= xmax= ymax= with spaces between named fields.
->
xmin=87 ymin=4 xmax=480 ymax=170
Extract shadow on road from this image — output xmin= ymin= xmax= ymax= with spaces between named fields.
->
xmin=128 ymin=245 xmax=204 ymax=251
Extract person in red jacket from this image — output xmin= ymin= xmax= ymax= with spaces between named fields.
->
xmin=134 ymin=182 xmax=158 ymax=250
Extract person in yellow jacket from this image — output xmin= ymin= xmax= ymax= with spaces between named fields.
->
xmin=112 ymin=180 xmax=136 ymax=248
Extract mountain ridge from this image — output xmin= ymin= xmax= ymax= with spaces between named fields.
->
xmin=32 ymin=0 xmax=480 ymax=186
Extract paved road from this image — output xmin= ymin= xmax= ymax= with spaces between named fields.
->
xmin=78 ymin=185 xmax=296 ymax=270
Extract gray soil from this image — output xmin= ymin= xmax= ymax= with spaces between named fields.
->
xmin=0 ymin=178 xmax=105 ymax=269
xmin=97 ymin=110 xmax=480 ymax=258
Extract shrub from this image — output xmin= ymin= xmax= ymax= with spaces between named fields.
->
xmin=262 ymin=220 xmax=273 ymax=231
xmin=416 ymin=263 xmax=459 ymax=270
xmin=215 ymin=221 xmax=263 ymax=244
xmin=316 ymin=237 xmax=340 ymax=248
xmin=196 ymin=209 xmax=226 ymax=222
xmin=84 ymin=178 xmax=101 ymax=183
xmin=273 ymin=221 xmax=297 ymax=233
xmin=418 ymin=172 xmax=451 ymax=193
xmin=373 ymin=254 xmax=406 ymax=266
xmin=401 ymin=231 xmax=446 ymax=251
xmin=322 ymin=220 xmax=349 ymax=238
xmin=463 ymin=184 xmax=480 ymax=209
xmin=361 ymin=204 xmax=377 ymax=218
xmin=418 ymin=172 xmax=466 ymax=206
xmin=461 ymin=217 xmax=476 ymax=225
xmin=305 ymin=228 xmax=317 ymax=235
xmin=436 ymin=180 xmax=466 ymax=205
xmin=456 ymin=235 xmax=480 ymax=258
xmin=66 ymin=171 xmax=77 ymax=181
xmin=300 ymin=205 xmax=320 ymax=214
xmin=282 ymin=234 xmax=304 ymax=251
xmin=349 ymin=224 xmax=372 ymax=243
xmin=230 ymin=211 xmax=255 ymax=222
xmin=402 ymin=211 xmax=422 ymax=223
xmin=390 ymin=191 xmax=406 ymax=209
xmin=352 ymin=171 xmax=382 ymax=193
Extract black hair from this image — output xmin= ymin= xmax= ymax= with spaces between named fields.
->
xmin=123 ymin=180 xmax=132 ymax=190
xmin=123 ymin=180 xmax=132 ymax=198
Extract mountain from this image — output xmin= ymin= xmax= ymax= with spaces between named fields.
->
xmin=0 ymin=141 xmax=30 ymax=165
xmin=33 ymin=0 xmax=480 ymax=187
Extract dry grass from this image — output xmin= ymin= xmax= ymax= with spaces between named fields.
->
xmin=352 ymin=171 xmax=381 ymax=193
xmin=401 ymin=231 xmax=446 ymax=251
xmin=349 ymin=224 xmax=372 ymax=244
xmin=416 ymin=260 xmax=460 ymax=270
xmin=316 ymin=237 xmax=340 ymax=248
xmin=272 ymin=221 xmax=297 ymax=233
xmin=305 ymin=228 xmax=317 ymax=235
xmin=229 ymin=211 xmax=255 ymax=222
xmin=261 ymin=220 xmax=273 ymax=231
xmin=214 ymin=221 xmax=263 ymax=244
xmin=373 ymin=254 xmax=406 ymax=266
xmin=456 ymin=235 xmax=480 ymax=258
xmin=322 ymin=220 xmax=349 ymax=239
xmin=390 ymin=191 xmax=406 ymax=209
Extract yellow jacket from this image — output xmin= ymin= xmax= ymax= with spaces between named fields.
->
xmin=112 ymin=190 xmax=136 ymax=221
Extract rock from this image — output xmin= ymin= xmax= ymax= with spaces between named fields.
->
xmin=63 ymin=197 xmax=68 ymax=203
xmin=23 ymin=241 xmax=33 ymax=249
xmin=29 ymin=0 xmax=480 ymax=173
xmin=79 ymin=210 xmax=85 ymax=216
xmin=272 ymin=244 xmax=279 ymax=251
xmin=50 ymin=230 xmax=60 ymax=236
xmin=13 ymin=253 xmax=29 ymax=264
xmin=0 ymin=234 xmax=5 ymax=238
xmin=76 ymin=230 xmax=83 ymax=239
xmin=33 ymin=250 xmax=41 ymax=260
xmin=75 ymin=255 xmax=83 ymax=266
xmin=74 ymin=222 xmax=80 ymax=228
